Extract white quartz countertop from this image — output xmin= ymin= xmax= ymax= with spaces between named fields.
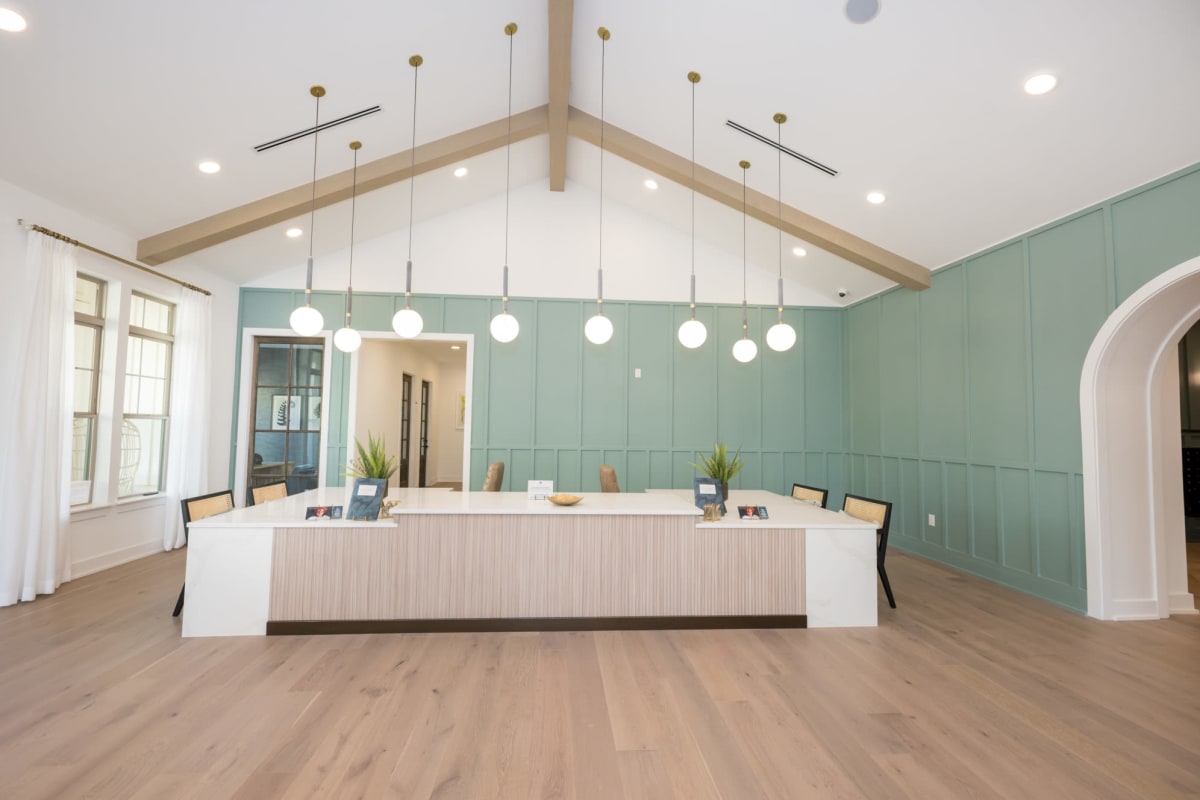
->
xmin=188 ymin=487 xmax=401 ymax=528
xmin=653 ymin=489 xmax=878 ymax=530
xmin=388 ymin=488 xmax=702 ymax=516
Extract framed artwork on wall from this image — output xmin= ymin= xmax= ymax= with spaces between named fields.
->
xmin=272 ymin=395 xmax=301 ymax=431
xmin=455 ymin=390 xmax=465 ymax=430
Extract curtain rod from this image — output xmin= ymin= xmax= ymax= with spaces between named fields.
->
xmin=16 ymin=219 xmax=212 ymax=297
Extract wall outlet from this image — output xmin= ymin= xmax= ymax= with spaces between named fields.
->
xmin=928 ymin=513 xmax=936 ymax=527
xmin=634 ymin=368 xmax=642 ymax=378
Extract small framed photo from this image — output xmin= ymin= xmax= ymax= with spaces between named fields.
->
xmin=305 ymin=505 xmax=342 ymax=520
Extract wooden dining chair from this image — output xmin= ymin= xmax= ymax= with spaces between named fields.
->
xmin=482 ymin=461 xmax=505 ymax=492
xmin=791 ymin=483 xmax=828 ymax=508
xmin=599 ymin=464 xmax=621 ymax=493
xmin=172 ymin=489 xmax=235 ymax=617
xmin=251 ymin=481 xmax=287 ymax=505
xmin=841 ymin=493 xmax=896 ymax=609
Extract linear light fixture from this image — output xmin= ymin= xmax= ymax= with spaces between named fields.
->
xmin=724 ymin=119 xmax=838 ymax=177
xmin=254 ymin=105 xmax=382 ymax=153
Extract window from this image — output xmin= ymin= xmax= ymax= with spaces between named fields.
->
xmin=247 ymin=337 xmax=324 ymax=505
xmin=120 ymin=292 xmax=174 ymax=497
xmin=71 ymin=275 xmax=106 ymax=505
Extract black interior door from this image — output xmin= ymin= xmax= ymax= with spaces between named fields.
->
xmin=399 ymin=373 xmax=412 ymax=487
xmin=419 ymin=380 xmax=431 ymax=488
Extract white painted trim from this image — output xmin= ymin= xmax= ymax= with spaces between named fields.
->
xmin=71 ymin=539 xmax=162 ymax=579
xmin=1081 ymin=254 xmax=1200 ymax=620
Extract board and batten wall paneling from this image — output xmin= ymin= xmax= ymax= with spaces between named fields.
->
xmin=844 ymin=161 xmax=1200 ymax=613
xmin=235 ymin=291 xmax=848 ymax=498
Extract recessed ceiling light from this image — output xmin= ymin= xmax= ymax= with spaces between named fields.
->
xmin=792 ymin=246 xmax=807 ymax=257
xmin=286 ymin=227 xmax=303 ymax=238
xmin=453 ymin=166 xmax=468 ymax=178
xmin=0 ymin=8 xmax=27 ymax=32
xmin=866 ymin=191 xmax=886 ymax=204
xmin=450 ymin=344 xmax=461 ymax=350
xmin=644 ymin=179 xmax=658 ymax=190
xmin=198 ymin=161 xmax=221 ymax=174
xmin=1024 ymin=73 xmax=1058 ymax=95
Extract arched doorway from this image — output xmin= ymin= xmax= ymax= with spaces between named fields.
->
xmin=1081 ymin=255 xmax=1200 ymax=620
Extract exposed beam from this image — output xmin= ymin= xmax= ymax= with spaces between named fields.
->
xmin=568 ymin=107 xmax=931 ymax=290
xmin=137 ymin=106 xmax=551 ymax=266
xmin=547 ymin=0 xmax=573 ymax=191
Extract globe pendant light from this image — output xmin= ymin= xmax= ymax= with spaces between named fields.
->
xmin=732 ymin=160 xmax=758 ymax=364
xmin=392 ymin=55 xmax=425 ymax=339
xmin=677 ymin=70 xmax=707 ymax=349
xmin=765 ymin=112 xmax=797 ymax=353
xmin=489 ymin=23 xmax=520 ymax=344
xmin=584 ymin=26 xmax=613 ymax=346
xmin=289 ymin=86 xmax=326 ymax=337
xmin=333 ymin=141 xmax=363 ymax=353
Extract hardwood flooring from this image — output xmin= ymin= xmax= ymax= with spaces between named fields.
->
xmin=0 ymin=549 xmax=1198 ymax=799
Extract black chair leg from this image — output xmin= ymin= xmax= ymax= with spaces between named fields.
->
xmin=878 ymin=564 xmax=896 ymax=608
xmin=172 ymin=584 xmax=185 ymax=617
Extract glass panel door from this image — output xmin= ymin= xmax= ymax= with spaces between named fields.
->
xmin=247 ymin=337 xmax=324 ymax=505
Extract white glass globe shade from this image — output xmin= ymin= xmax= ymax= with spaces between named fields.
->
xmin=585 ymin=314 xmax=614 ymax=345
xmin=333 ymin=326 xmax=361 ymax=353
xmin=392 ymin=307 xmax=424 ymax=338
xmin=677 ymin=318 xmax=707 ymax=349
xmin=490 ymin=312 xmax=520 ymax=343
xmin=766 ymin=322 xmax=797 ymax=352
xmin=289 ymin=304 xmax=324 ymax=336
xmin=732 ymin=337 xmax=758 ymax=363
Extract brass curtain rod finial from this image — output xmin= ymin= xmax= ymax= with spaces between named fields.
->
xmin=409 ymin=54 xmax=423 ymax=67
xmin=505 ymin=22 xmax=517 ymax=35
xmin=349 ymin=141 xmax=361 ymax=150
xmin=774 ymin=112 xmax=787 ymax=124
xmin=597 ymin=26 xmax=610 ymax=40
xmin=688 ymin=71 xmax=700 ymax=83
xmin=310 ymin=85 xmax=326 ymax=98
xmin=739 ymin=160 xmax=750 ymax=169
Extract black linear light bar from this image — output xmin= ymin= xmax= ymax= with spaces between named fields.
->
xmin=254 ymin=105 xmax=383 ymax=152
xmin=725 ymin=119 xmax=838 ymax=177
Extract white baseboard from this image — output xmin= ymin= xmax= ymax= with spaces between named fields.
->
xmin=1169 ymin=592 xmax=1198 ymax=615
xmin=71 ymin=540 xmax=164 ymax=579
xmin=1109 ymin=597 xmax=1167 ymax=621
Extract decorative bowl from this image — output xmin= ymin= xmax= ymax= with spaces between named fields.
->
xmin=547 ymin=493 xmax=583 ymax=506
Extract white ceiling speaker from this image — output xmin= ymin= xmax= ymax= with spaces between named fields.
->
xmin=845 ymin=0 xmax=881 ymax=24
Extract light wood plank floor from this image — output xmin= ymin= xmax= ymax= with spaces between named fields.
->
xmin=1 ymin=550 xmax=1198 ymax=799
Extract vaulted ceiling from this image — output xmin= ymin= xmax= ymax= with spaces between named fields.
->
xmin=2 ymin=0 xmax=1198 ymax=302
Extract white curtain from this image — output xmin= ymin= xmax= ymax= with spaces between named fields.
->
xmin=164 ymin=288 xmax=211 ymax=549
xmin=0 ymin=233 xmax=76 ymax=606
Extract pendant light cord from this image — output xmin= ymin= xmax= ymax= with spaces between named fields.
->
xmin=690 ymin=77 xmax=696 ymax=282
xmin=597 ymin=31 xmax=606 ymax=302
xmin=407 ymin=64 xmax=419 ymax=262
xmin=777 ymin=121 xmax=782 ymax=282
xmin=308 ymin=93 xmax=321 ymax=263
xmin=504 ymin=30 xmax=513 ymax=266
xmin=349 ymin=148 xmax=358 ymax=285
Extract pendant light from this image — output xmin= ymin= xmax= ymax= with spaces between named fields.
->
xmin=289 ymin=86 xmax=326 ymax=337
xmin=765 ymin=112 xmax=797 ymax=352
xmin=677 ymin=70 xmax=707 ymax=349
xmin=731 ymin=160 xmax=758 ymax=364
xmin=333 ymin=141 xmax=363 ymax=353
xmin=584 ymin=26 xmax=614 ymax=346
xmin=392 ymin=55 xmax=425 ymax=339
xmin=489 ymin=23 xmax=520 ymax=344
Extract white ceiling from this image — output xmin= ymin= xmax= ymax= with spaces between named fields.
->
xmin=2 ymin=0 xmax=1198 ymax=300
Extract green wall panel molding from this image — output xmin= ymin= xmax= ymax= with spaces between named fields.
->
xmin=236 ymin=288 xmax=848 ymax=497
xmin=845 ymin=160 xmax=1200 ymax=614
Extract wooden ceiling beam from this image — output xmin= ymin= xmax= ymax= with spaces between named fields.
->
xmin=547 ymin=0 xmax=573 ymax=191
xmin=567 ymin=107 xmax=931 ymax=290
xmin=136 ymin=106 xmax=550 ymax=266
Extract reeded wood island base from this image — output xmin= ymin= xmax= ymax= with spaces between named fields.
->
xmin=266 ymin=614 xmax=807 ymax=635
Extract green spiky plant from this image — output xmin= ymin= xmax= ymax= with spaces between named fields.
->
xmin=690 ymin=443 xmax=745 ymax=484
xmin=344 ymin=432 xmax=398 ymax=480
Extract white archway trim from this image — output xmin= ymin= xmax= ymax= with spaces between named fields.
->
xmin=1081 ymin=255 xmax=1200 ymax=620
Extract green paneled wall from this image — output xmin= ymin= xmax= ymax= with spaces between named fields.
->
xmin=234 ymin=292 xmax=847 ymax=497
xmin=845 ymin=163 xmax=1200 ymax=613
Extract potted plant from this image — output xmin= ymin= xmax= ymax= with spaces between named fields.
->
xmin=344 ymin=432 xmax=397 ymax=519
xmin=691 ymin=443 xmax=745 ymax=501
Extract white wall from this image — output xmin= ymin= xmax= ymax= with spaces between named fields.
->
xmin=351 ymin=339 xmax=465 ymax=488
xmin=0 ymin=178 xmax=238 ymax=578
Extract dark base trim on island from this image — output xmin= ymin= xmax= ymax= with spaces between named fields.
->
xmin=266 ymin=614 xmax=807 ymax=635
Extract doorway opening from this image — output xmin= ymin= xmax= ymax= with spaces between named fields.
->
xmin=1081 ymin=255 xmax=1200 ymax=619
